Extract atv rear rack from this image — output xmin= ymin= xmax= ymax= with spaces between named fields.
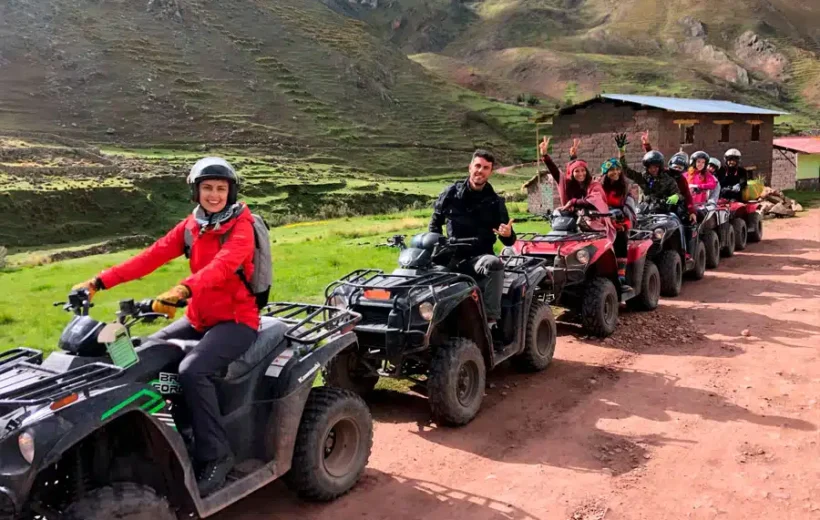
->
xmin=0 ymin=348 xmax=123 ymax=407
xmin=262 ymin=302 xmax=361 ymax=344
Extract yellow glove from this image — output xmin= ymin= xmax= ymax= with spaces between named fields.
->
xmin=71 ymin=277 xmax=102 ymax=300
xmin=152 ymin=285 xmax=191 ymax=319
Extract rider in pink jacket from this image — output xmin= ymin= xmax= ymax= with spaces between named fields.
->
xmin=686 ymin=151 xmax=718 ymax=204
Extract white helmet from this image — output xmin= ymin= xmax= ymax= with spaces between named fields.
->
xmin=724 ymin=149 xmax=741 ymax=163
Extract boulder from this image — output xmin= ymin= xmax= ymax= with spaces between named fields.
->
xmin=769 ymin=202 xmax=795 ymax=217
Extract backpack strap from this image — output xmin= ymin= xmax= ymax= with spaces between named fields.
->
xmin=217 ymin=226 xmax=256 ymax=296
xmin=183 ymin=227 xmax=194 ymax=259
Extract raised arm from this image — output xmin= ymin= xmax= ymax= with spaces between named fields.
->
xmin=539 ymin=136 xmax=562 ymax=184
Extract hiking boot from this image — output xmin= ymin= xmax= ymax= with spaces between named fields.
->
xmin=196 ymin=454 xmax=234 ymax=497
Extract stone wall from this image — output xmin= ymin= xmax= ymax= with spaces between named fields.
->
xmin=525 ymin=173 xmax=561 ymax=215
xmin=770 ymin=148 xmax=797 ymax=190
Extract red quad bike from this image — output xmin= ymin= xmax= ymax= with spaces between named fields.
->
xmin=509 ymin=208 xmax=660 ymax=338
xmin=718 ymin=187 xmax=764 ymax=250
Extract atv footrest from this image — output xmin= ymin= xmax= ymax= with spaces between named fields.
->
xmin=0 ymin=361 xmax=123 ymax=406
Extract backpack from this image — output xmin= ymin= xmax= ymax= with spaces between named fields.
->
xmin=183 ymin=214 xmax=272 ymax=309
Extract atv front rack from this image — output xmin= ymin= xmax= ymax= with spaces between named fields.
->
xmin=517 ymin=230 xmax=606 ymax=243
xmin=261 ymin=302 xmax=362 ymax=344
xmin=0 ymin=348 xmax=123 ymax=407
xmin=325 ymin=269 xmax=476 ymax=309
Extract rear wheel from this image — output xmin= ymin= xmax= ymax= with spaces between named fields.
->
xmin=581 ymin=278 xmax=619 ymax=338
xmin=63 ymin=483 xmax=175 ymax=520
xmin=704 ymin=230 xmax=720 ymax=268
xmin=323 ymin=348 xmax=379 ymax=396
xmin=513 ymin=302 xmax=557 ymax=372
xmin=733 ymin=218 xmax=748 ymax=251
xmin=287 ymin=387 xmax=373 ymax=501
xmin=687 ymin=239 xmax=707 ymax=280
xmin=747 ymin=213 xmax=763 ymax=243
xmin=720 ymin=224 xmax=736 ymax=257
xmin=428 ymin=338 xmax=486 ymax=426
xmin=630 ymin=260 xmax=660 ymax=311
xmin=657 ymin=250 xmax=683 ymax=297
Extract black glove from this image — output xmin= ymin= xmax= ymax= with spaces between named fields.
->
xmin=614 ymin=133 xmax=629 ymax=150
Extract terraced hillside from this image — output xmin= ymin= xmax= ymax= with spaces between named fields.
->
xmin=0 ymin=0 xmax=536 ymax=170
xmin=334 ymin=0 xmax=820 ymax=130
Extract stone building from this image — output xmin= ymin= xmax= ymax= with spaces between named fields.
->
xmin=524 ymin=94 xmax=785 ymax=213
xmin=772 ymin=137 xmax=820 ymax=191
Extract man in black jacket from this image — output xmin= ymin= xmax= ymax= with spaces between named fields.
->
xmin=429 ymin=149 xmax=515 ymax=323
xmin=717 ymin=148 xmax=748 ymax=201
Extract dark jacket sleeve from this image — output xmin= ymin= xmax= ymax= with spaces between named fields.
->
xmin=620 ymin=154 xmax=647 ymax=191
xmin=673 ymin=174 xmax=696 ymax=214
xmin=429 ymin=187 xmax=449 ymax=233
xmin=497 ymin=198 xmax=516 ymax=246
xmin=541 ymin=154 xmax=562 ymax=185
xmin=737 ymin=167 xmax=749 ymax=189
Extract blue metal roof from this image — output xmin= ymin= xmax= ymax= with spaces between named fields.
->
xmin=601 ymin=94 xmax=787 ymax=115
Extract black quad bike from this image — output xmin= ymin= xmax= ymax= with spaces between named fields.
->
xmin=635 ymin=200 xmax=707 ymax=297
xmin=511 ymin=208 xmax=661 ymax=338
xmin=324 ymin=233 xmax=557 ymax=426
xmin=0 ymin=291 xmax=371 ymax=520
xmin=691 ymin=187 xmax=735 ymax=268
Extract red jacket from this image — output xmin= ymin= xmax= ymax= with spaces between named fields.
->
xmin=99 ymin=205 xmax=260 ymax=331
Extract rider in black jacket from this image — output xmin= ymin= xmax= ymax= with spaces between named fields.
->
xmin=429 ymin=150 xmax=516 ymax=322
xmin=717 ymin=148 xmax=748 ymax=201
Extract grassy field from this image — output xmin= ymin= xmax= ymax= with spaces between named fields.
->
xmin=0 ymin=201 xmax=550 ymax=354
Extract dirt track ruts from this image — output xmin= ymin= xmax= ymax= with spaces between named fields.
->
xmin=216 ymin=209 xmax=820 ymax=520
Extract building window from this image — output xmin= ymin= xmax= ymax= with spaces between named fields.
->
xmin=680 ymin=125 xmax=695 ymax=145
xmin=720 ymin=124 xmax=730 ymax=142
xmin=751 ymin=124 xmax=761 ymax=142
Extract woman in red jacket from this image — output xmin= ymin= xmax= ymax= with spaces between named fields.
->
xmin=539 ymin=137 xmax=614 ymax=239
xmin=72 ymin=157 xmax=258 ymax=496
xmin=600 ymin=156 xmax=637 ymax=284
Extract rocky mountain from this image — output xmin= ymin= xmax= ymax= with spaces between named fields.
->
xmin=331 ymin=0 xmax=820 ymax=130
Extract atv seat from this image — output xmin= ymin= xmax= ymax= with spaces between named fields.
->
xmin=225 ymin=317 xmax=289 ymax=381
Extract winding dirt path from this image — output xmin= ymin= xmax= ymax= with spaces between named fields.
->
xmin=218 ymin=209 xmax=820 ymax=520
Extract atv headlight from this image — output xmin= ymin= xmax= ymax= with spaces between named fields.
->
xmin=653 ymin=228 xmax=665 ymax=240
xmin=18 ymin=431 xmax=34 ymax=464
xmin=418 ymin=301 xmax=435 ymax=321
xmin=329 ymin=294 xmax=348 ymax=310
xmin=575 ymin=249 xmax=590 ymax=265
xmin=500 ymin=246 xmax=516 ymax=258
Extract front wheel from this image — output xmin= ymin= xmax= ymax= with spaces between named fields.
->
xmin=513 ymin=301 xmax=557 ymax=372
xmin=720 ymin=224 xmax=736 ymax=257
xmin=629 ymin=260 xmax=660 ymax=311
xmin=704 ymin=230 xmax=720 ymax=269
xmin=733 ymin=218 xmax=748 ymax=251
xmin=428 ymin=338 xmax=486 ymax=426
xmin=581 ymin=277 xmax=619 ymax=338
xmin=687 ymin=239 xmax=707 ymax=281
xmin=286 ymin=387 xmax=373 ymax=501
xmin=657 ymin=249 xmax=683 ymax=297
xmin=747 ymin=212 xmax=763 ymax=243
xmin=323 ymin=348 xmax=379 ymax=396
xmin=63 ymin=484 xmax=176 ymax=520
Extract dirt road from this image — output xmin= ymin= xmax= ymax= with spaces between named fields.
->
xmin=218 ymin=210 xmax=820 ymax=520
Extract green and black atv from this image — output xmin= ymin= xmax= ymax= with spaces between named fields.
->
xmin=0 ymin=290 xmax=372 ymax=519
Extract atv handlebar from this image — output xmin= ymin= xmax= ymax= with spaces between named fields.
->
xmin=56 ymin=289 xmax=187 ymax=330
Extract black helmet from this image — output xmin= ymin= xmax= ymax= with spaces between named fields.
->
xmin=668 ymin=153 xmax=688 ymax=172
xmin=642 ymin=150 xmax=665 ymax=169
xmin=724 ymin=148 xmax=741 ymax=163
xmin=689 ymin=151 xmax=710 ymax=168
xmin=188 ymin=157 xmax=239 ymax=205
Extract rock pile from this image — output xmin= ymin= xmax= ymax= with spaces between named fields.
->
xmin=759 ymin=188 xmax=804 ymax=218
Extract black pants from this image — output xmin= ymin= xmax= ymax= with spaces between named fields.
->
xmin=614 ymin=230 xmax=628 ymax=258
xmin=151 ymin=318 xmax=257 ymax=462
xmin=461 ymin=255 xmax=504 ymax=320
